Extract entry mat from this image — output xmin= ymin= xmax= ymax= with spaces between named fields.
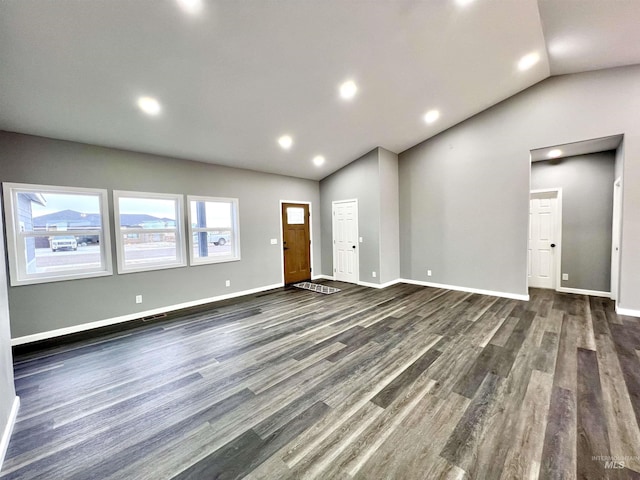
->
xmin=293 ymin=282 xmax=341 ymax=295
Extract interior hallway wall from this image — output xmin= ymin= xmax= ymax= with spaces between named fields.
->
xmin=531 ymin=151 xmax=615 ymax=293
xmin=399 ymin=65 xmax=640 ymax=311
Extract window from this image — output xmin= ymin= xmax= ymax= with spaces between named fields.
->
xmin=187 ymin=196 xmax=240 ymax=265
xmin=2 ymin=183 xmax=112 ymax=286
xmin=114 ymin=191 xmax=186 ymax=273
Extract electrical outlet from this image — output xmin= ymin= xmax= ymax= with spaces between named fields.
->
xmin=225 ymin=280 xmax=231 ymax=287
xmin=372 ymin=271 xmax=377 ymax=278
xmin=562 ymin=273 xmax=569 ymax=281
xmin=427 ymin=270 xmax=432 ymax=277
xmin=270 ymin=238 xmax=277 ymax=245
xmin=135 ymin=295 xmax=142 ymax=304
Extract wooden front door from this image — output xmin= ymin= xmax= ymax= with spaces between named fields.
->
xmin=282 ymin=203 xmax=311 ymax=284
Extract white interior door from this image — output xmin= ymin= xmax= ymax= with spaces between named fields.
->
xmin=529 ymin=191 xmax=559 ymax=289
xmin=333 ymin=200 xmax=359 ymax=283
xmin=611 ymin=178 xmax=622 ymax=300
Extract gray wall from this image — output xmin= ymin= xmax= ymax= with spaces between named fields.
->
xmin=378 ymin=148 xmax=400 ymax=283
xmin=531 ymin=152 xmax=614 ymax=292
xmin=320 ymin=149 xmax=381 ymax=284
xmin=399 ymin=65 xmax=640 ymax=311
xmin=0 ymin=131 xmax=320 ymax=339
xmin=0 ymin=194 xmax=17 ymax=453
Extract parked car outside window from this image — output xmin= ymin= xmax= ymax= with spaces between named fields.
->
xmin=208 ymin=233 xmax=230 ymax=246
xmin=50 ymin=235 xmax=78 ymax=252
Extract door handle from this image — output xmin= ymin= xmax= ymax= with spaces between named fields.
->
xmin=550 ymin=243 xmax=556 ymax=248
xmin=283 ymin=247 xmax=289 ymax=251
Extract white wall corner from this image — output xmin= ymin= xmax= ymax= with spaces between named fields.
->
xmin=615 ymin=305 xmax=640 ymax=318
xmin=358 ymin=279 xmax=401 ymax=289
xmin=0 ymin=396 xmax=20 ymax=471
xmin=556 ymin=287 xmax=611 ymax=298
xmin=399 ymin=278 xmax=530 ymax=301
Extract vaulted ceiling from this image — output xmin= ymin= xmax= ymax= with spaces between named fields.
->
xmin=1 ymin=0 xmax=639 ymax=180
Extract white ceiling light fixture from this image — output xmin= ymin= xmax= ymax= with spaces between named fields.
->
xmin=137 ymin=96 xmax=161 ymax=116
xmin=313 ymin=155 xmax=325 ymax=166
xmin=423 ymin=109 xmax=440 ymax=124
xmin=547 ymin=149 xmax=563 ymax=158
xmin=455 ymin=0 xmax=475 ymax=7
xmin=176 ymin=0 xmax=203 ymax=15
xmin=339 ymin=80 xmax=358 ymax=100
xmin=278 ymin=135 xmax=293 ymax=150
xmin=518 ymin=52 xmax=540 ymax=71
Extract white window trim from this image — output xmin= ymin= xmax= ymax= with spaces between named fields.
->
xmin=187 ymin=195 xmax=241 ymax=266
xmin=2 ymin=182 xmax=113 ymax=286
xmin=113 ymin=190 xmax=187 ymax=274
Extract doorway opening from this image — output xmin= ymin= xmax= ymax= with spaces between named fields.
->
xmin=528 ymin=134 xmax=623 ymax=299
xmin=280 ymin=202 xmax=311 ymax=285
xmin=332 ymin=199 xmax=359 ymax=284
xmin=611 ymin=177 xmax=623 ymax=301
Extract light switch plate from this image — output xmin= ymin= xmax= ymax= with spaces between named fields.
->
xmin=270 ymin=238 xmax=277 ymax=244
xmin=359 ymin=237 xmax=363 ymax=243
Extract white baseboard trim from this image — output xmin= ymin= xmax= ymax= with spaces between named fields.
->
xmin=556 ymin=287 xmax=611 ymax=298
xmin=616 ymin=306 xmax=640 ymax=318
xmin=358 ymin=279 xmax=402 ymax=289
xmin=399 ymin=278 xmax=530 ymax=301
xmin=0 ymin=396 xmax=20 ymax=471
xmin=11 ymin=283 xmax=284 ymax=346
xmin=312 ymin=275 xmax=335 ymax=281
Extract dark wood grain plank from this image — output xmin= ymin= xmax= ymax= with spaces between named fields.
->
xmin=3 ymin=285 xmax=640 ymax=480
xmin=576 ymin=348 xmax=611 ymax=480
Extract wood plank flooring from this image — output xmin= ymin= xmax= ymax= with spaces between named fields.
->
xmin=2 ymin=282 xmax=640 ymax=479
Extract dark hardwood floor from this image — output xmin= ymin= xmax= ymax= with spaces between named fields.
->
xmin=2 ymin=282 xmax=640 ymax=479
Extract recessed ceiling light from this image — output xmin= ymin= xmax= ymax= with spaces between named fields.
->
xmin=518 ymin=52 xmax=540 ymax=71
xmin=278 ymin=135 xmax=293 ymax=150
xmin=455 ymin=0 xmax=475 ymax=6
xmin=423 ymin=109 xmax=440 ymax=124
xmin=547 ymin=149 xmax=563 ymax=158
xmin=137 ymin=96 xmax=161 ymax=116
xmin=313 ymin=155 xmax=325 ymax=166
xmin=339 ymin=81 xmax=358 ymax=100
xmin=176 ymin=0 xmax=203 ymax=14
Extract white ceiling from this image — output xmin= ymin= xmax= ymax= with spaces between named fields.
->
xmin=538 ymin=0 xmax=640 ymax=76
xmin=530 ymin=135 xmax=622 ymax=162
xmin=1 ymin=1 xmax=639 ymax=181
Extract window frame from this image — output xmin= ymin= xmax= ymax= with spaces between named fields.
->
xmin=2 ymin=182 xmax=113 ymax=286
xmin=113 ymin=190 xmax=187 ymax=274
xmin=187 ymin=195 xmax=241 ymax=266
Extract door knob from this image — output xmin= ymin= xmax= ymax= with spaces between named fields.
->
xmin=550 ymin=243 xmax=556 ymax=248
xmin=352 ymin=245 xmax=356 ymax=249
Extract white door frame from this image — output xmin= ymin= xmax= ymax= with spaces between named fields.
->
xmin=529 ymin=188 xmax=563 ymax=290
xmin=332 ymin=199 xmax=359 ymax=283
xmin=279 ymin=200 xmax=313 ymax=285
xmin=611 ymin=177 xmax=623 ymax=301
